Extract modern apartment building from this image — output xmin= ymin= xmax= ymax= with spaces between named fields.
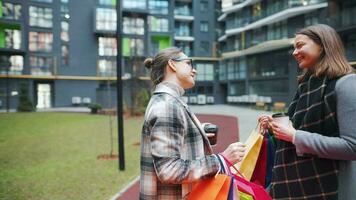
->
xmin=217 ymin=0 xmax=356 ymax=105
xmin=0 ymin=0 xmax=355 ymax=110
xmin=0 ymin=0 xmax=218 ymax=109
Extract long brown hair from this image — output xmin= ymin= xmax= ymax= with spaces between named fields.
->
xmin=144 ymin=47 xmax=182 ymax=86
xmin=296 ymin=24 xmax=354 ymax=82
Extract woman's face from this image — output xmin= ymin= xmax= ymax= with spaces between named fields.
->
xmin=293 ymin=34 xmax=323 ymax=69
xmin=172 ymin=53 xmax=197 ymax=89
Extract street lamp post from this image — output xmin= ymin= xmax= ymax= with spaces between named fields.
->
xmin=116 ymin=0 xmax=125 ymax=171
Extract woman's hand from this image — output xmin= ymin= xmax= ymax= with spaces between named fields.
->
xmin=271 ymin=121 xmax=296 ymax=143
xmin=221 ymin=142 xmax=246 ymax=164
xmin=258 ymin=115 xmax=273 ymax=129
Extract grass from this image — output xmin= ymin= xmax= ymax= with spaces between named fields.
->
xmin=0 ymin=112 xmax=143 ymax=200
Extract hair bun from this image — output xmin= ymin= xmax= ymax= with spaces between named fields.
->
xmin=144 ymin=58 xmax=154 ymax=69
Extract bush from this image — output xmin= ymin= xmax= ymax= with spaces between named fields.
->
xmin=88 ymin=103 xmax=102 ymax=114
xmin=134 ymin=89 xmax=150 ymax=116
xmin=17 ymin=84 xmax=35 ymax=112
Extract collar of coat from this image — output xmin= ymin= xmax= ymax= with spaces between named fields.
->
xmin=154 ymin=81 xmax=185 ymax=97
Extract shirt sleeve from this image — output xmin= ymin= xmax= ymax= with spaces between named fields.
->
xmin=150 ymin=100 xmax=220 ymax=184
xmin=294 ymin=74 xmax=356 ymax=160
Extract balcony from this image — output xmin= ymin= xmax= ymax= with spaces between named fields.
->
xmin=222 ymin=0 xmax=261 ymax=14
xmin=174 ymin=6 xmax=194 ymax=21
xmin=224 ymin=0 xmax=327 ymax=37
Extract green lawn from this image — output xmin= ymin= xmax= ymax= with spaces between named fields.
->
xmin=0 ymin=112 xmax=143 ymax=200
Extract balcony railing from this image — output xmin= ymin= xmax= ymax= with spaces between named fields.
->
xmin=225 ymin=0 xmax=326 ymax=31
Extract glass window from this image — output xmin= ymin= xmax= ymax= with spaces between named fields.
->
xmin=98 ymin=37 xmax=117 ymax=56
xmin=98 ymin=59 xmax=116 ymax=77
xmin=98 ymin=0 xmax=116 ymax=6
xmin=219 ymin=61 xmax=226 ymax=81
xmin=0 ymin=55 xmax=23 ymax=75
xmin=227 ymin=60 xmax=235 ymax=80
xmin=123 ymin=38 xmax=144 ymax=56
xmin=1 ymin=2 xmax=22 ymax=20
xmin=96 ymin=8 xmax=116 ymax=31
xmin=249 ymin=79 xmax=288 ymax=95
xmin=30 ymin=56 xmax=53 ymax=75
xmin=31 ymin=0 xmax=53 ymax=3
xmin=60 ymin=21 xmax=69 ymax=42
xmin=61 ymin=44 xmax=69 ymax=66
xmin=200 ymin=21 xmax=209 ymax=32
xmin=123 ymin=17 xmax=144 ymax=35
xmin=175 ymin=41 xmax=191 ymax=56
xmin=123 ymin=0 xmax=146 ymax=9
xmin=200 ymin=1 xmax=208 ymax=12
xmin=29 ymin=6 xmax=53 ymax=28
xmin=0 ymin=28 xmax=21 ymax=49
xmin=149 ymin=16 xmax=169 ymax=32
xmin=28 ymin=32 xmax=53 ymax=52
xmin=174 ymin=3 xmax=191 ymax=16
xmin=196 ymin=63 xmax=214 ymax=81
xmin=229 ymin=83 xmax=245 ymax=96
xmin=149 ymin=0 xmax=169 ymax=14
xmin=175 ymin=22 xmax=191 ymax=36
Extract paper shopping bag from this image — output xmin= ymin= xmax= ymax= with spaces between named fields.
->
xmin=188 ymin=174 xmax=231 ymax=200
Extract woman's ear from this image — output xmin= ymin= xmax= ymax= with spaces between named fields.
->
xmin=167 ymin=60 xmax=177 ymax=72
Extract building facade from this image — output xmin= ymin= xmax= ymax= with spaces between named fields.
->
xmin=0 ymin=0 xmax=355 ymax=110
xmin=217 ymin=0 xmax=356 ymax=105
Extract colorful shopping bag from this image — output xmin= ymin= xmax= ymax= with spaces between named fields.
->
xmin=188 ymin=174 xmax=232 ymax=200
xmin=222 ymin=154 xmax=272 ymax=200
xmin=250 ymin=137 xmax=268 ymax=186
xmin=234 ymin=124 xmax=264 ymax=180
xmin=265 ymin=131 xmax=275 ymax=188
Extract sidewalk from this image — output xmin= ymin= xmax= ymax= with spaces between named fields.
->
xmin=114 ymin=105 xmax=272 ymax=200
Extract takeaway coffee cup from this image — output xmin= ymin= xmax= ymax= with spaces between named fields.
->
xmin=272 ymin=113 xmax=289 ymax=126
xmin=204 ymin=123 xmax=219 ymax=146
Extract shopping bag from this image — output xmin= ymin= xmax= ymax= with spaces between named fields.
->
xmin=234 ymin=124 xmax=264 ymax=180
xmin=222 ymin=154 xmax=272 ymax=200
xmin=265 ymin=131 xmax=275 ymax=188
xmin=239 ymin=191 xmax=254 ymax=200
xmin=250 ymin=137 xmax=268 ymax=186
xmin=188 ymin=174 xmax=232 ymax=200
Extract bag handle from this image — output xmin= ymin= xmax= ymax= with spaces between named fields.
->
xmin=219 ymin=154 xmax=246 ymax=179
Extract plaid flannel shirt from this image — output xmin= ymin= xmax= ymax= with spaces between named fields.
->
xmin=140 ymin=82 xmax=220 ymax=200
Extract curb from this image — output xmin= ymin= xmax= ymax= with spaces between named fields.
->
xmin=109 ymin=176 xmax=140 ymax=200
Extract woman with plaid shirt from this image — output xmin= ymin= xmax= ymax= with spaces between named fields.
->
xmin=260 ymin=24 xmax=356 ymax=200
xmin=140 ymin=47 xmax=246 ymax=199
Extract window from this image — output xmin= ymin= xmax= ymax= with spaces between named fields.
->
xmin=30 ymin=56 xmax=53 ymax=75
xmin=229 ymin=83 xmax=245 ymax=96
xmin=31 ymin=0 xmax=53 ymax=3
xmin=196 ymin=63 xmax=214 ymax=81
xmin=200 ymin=1 xmax=208 ymax=12
xmin=0 ymin=55 xmax=23 ymax=75
xmin=98 ymin=59 xmax=116 ymax=77
xmin=0 ymin=2 xmax=22 ymax=20
xmin=252 ymin=3 xmax=262 ymax=21
xmin=61 ymin=45 xmax=69 ymax=66
xmin=0 ymin=28 xmax=21 ymax=49
xmin=29 ymin=6 xmax=53 ymax=28
xmin=249 ymin=80 xmax=288 ymax=95
xmin=200 ymin=21 xmax=208 ymax=32
xmin=60 ymin=21 xmax=69 ymax=42
xmin=234 ymin=36 xmax=241 ymax=50
xmin=200 ymin=41 xmax=209 ymax=53
xmin=174 ymin=3 xmax=191 ymax=16
xmin=123 ymin=17 xmax=144 ymax=35
xmin=96 ymin=8 xmax=116 ymax=31
xmin=28 ymin=32 xmax=53 ymax=52
xmin=175 ymin=22 xmax=191 ymax=36
xmin=149 ymin=0 xmax=169 ymax=14
xmin=98 ymin=0 xmax=116 ymax=6
xmin=98 ymin=37 xmax=117 ymax=56
xmin=123 ymin=38 xmax=144 ymax=56
xmin=123 ymin=0 xmax=146 ymax=9
xmin=175 ymin=42 xmax=191 ymax=56
xmin=219 ymin=61 xmax=227 ymax=81
xmin=149 ymin=16 xmax=169 ymax=32
xmin=227 ymin=60 xmax=235 ymax=80
xmin=267 ymin=21 xmax=288 ymax=40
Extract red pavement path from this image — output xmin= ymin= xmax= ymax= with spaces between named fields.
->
xmin=116 ymin=114 xmax=239 ymax=200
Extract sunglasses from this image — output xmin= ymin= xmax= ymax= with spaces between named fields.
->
xmin=171 ymin=57 xmax=195 ymax=70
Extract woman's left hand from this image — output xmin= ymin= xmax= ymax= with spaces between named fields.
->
xmin=270 ymin=121 xmax=296 ymax=143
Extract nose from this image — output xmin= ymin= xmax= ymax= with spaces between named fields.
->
xmin=292 ymin=49 xmax=298 ymax=57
